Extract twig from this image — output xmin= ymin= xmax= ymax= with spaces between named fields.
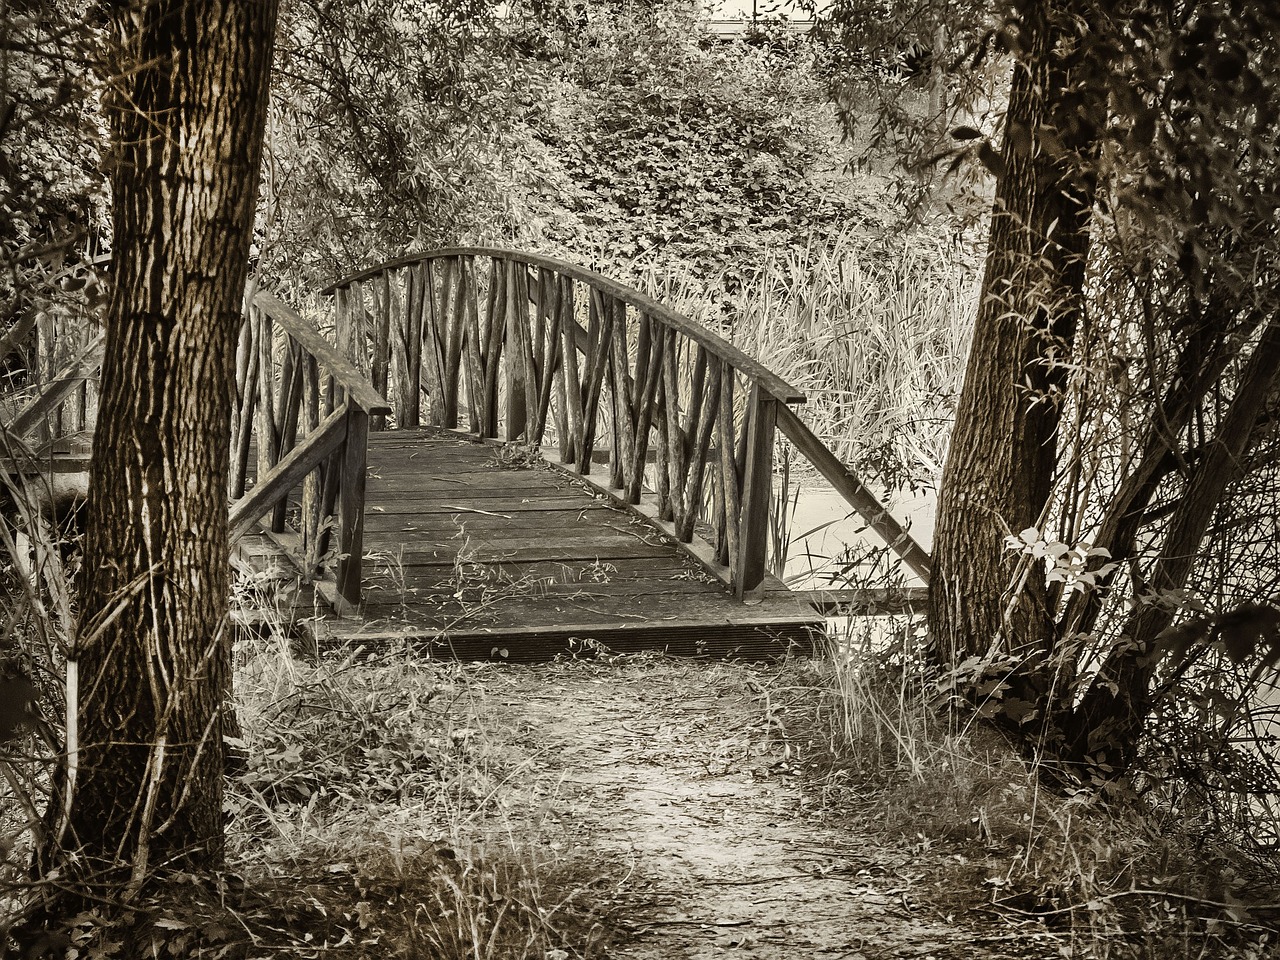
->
xmin=440 ymin=505 xmax=513 ymax=519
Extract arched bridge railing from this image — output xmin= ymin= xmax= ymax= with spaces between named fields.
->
xmin=6 ymin=250 xmax=929 ymax=612
xmin=228 ymin=290 xmax=391 ymax=606
xmin=321 ymin=247 xmax=931 ymax=600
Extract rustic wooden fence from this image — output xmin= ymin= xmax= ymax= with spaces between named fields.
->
xmin=228 ymin=290 xmax=391 ymax=607
xmin=5 ymin=250 xmax=929 ymax=611
xmin=323 ymin=247 xmax=931 ymax=601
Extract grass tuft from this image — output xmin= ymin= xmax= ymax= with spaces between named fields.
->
xmin=808 ymin=618 xmax=1280 ymax=959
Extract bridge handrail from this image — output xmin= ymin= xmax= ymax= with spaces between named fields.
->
xmin=323 ymin=246 xmax=806 ymax=406
xmin=228 ymin=289 xmax=391 ymax=608
xmin=320 ymin=246 xmax=931 ymax=600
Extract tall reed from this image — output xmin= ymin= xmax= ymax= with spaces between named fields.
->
xmin=639 ymin=227 xmax=978 ymax=491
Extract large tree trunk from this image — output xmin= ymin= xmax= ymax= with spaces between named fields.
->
xmin=928 ymin=0 xmax=1095 ymax=669
xmin=36 ymin=0 xmax=278 ymax=906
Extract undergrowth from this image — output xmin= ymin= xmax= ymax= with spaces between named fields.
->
xmin=808 ymin=619 xmax=1280 ymax=959
xmin=217 ymin=628 xmax=621 ymax=959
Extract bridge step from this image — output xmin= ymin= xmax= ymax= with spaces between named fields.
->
xmin=304 ymin=430 xmax=824 ymax=660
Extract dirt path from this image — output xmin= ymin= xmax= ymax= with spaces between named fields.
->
xmin=456 ymin=656 xmax=1055 ymax=960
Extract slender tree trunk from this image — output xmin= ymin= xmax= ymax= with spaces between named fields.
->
xmin=1064 ymin=317 xmax=1280 ymax=770
xmin=928 ymin=0 xmax=1095 ymax=670
xmin=36 ymin=0 xmax=278 ymax=908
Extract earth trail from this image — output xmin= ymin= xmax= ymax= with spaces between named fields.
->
xmin=458 ymin=656 xmax=1056 ymax=960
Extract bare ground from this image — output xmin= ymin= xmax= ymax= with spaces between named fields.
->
xmin=450 ymin=654 xmax=1059 ymax=960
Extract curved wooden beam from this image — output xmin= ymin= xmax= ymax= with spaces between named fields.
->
xmin=322 ymin=246 xmax=805 ymax=406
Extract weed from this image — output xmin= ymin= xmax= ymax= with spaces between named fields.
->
xmin=807 ymin=620 xmax=1280 ymax=959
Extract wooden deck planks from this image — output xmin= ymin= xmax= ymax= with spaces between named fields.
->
xmin=311 ymin=429 xmax=823 ymax=659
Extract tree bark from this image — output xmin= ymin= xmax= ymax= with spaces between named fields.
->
xmin=928 ymin=0 xmax=1096 ymax=667
xmin=36 ymin=0 xmax=279 ymax=907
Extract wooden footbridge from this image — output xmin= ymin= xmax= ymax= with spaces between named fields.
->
xmin=10 ymin=248 xmax=931 ymax=660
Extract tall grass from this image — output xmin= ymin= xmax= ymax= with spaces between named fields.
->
xmin=812 ymin=615 xmax=1280 ymax=959
xmin=638 ymin=226 xmax=978 ymax=491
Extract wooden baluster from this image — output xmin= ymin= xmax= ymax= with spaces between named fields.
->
xmin=270 ymin=339 xmax=302 ymax=532
xmin=532 ymin=268 xmax=549 ymax=389
xmin=682 ymin=345 xmax=708 ymax=462
xmin=256 ymin=303 xmax=279 ymax=491
xmin=714 ymin=364 xmax=739 ymax=570
xmin=444 ymin=256 xmax=466 ymax=428
xmin=482 ymin=257 xmax=506 ymax=438
xmin=634 ymin=312 xmax=651 ymax=413
xmin=335 ymin=403 xmax=371 ymax=609
xmin=391 ymin=268 xmax=411 ymax=428
xmin=520 ymin=264 xmax=540 ymax=442
xmin=432 ymin=258 xmax=456 ymax=427
xmin=301 ymin=354 xmax=322 ymax=571
xmin=653 ymin=373 xmax=672 ymax=517
xmin=502 ymin=260 xmax=538 ymax=443
xmin=533 ymin=268 xmax=563 ymax=448
xmin=607 ymin=298 xmax=633 ymax=490
xmin=679 ymin=357 xmax=719 ymax=543
xmin=398 ymin=265 xmax=418 ymax=428
xmin=577 ymin=287 xmax=614 ymax=473
xmin=658 ymin=328 xmax=683 ymax=522
xmin=626 ymin=323 xmax=664 ymax=504
xmin=501 ymin=259 xmax=523 ymax=440
xmin=422 ymin=260 xmax=444 ymax=427
xmin=316 ymin=401 xmax=342 ymax=571
xmin=331 ymin=285 xmax=351 ymax=408
xmin=460 ymin=258 xmax=486 ymax=434
xmin=734 ymin=383 xmax=777 ymax=599
xmin=558 ymin=277 xmax=583 ymax=465
xmin=230 ymin=312 xmax=259 ymax=499
xmin=372 ymin=271 xmax=392 ymax=427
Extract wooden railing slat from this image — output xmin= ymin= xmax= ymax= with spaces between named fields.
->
xmin=229 ymin=406 xmax=347 ymax=543
xmin=734 ymin=384 xmax=776 ymax=598
xmin=714 ymin=365 xmax=740 ymax=570
xmin=627 ymin=323 xmax=664 ymax=504
xmin=577 ymin=288 xmax=614 ymax=473
xmin=678 ymin=356 xmax=720 ymax=543
xmin=482 ymin=257 xmax=506 ymax=438
xmin=444 ymin=257 xmax=466 ymax=428
xmin=608 ymin=298 xmax=636 ymax=491
xmin=658 ymin=328 xmax=683 ymax=522
xmin=559 ymin=278 xmax=584 ymax=465
xmin=460 ymin=259 xmax=486 ymax=433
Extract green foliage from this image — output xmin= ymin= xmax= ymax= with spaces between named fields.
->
xmin=538 ymin=5 xmax=861 ymax=278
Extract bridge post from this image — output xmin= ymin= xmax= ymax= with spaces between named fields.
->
xmin=335 ymin=403 xmax=370 ymax=610
xmin=735 ymin=385 xmax=777 ymax=601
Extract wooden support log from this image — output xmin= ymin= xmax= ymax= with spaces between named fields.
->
xmin=335 ymin=405 xmax=371 ymax=609
xmin=734 ymin=383 xmax=776 ymax=600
